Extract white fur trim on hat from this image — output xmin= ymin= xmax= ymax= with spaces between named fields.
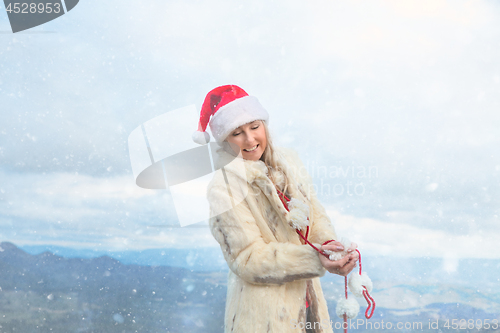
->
xmin=348 ymin=271 xmax=373 ymax=298
xmin=209 ymin=96 xmax=269 ymax=142
xmin=336 ymin=297 xmax=360 ymax=319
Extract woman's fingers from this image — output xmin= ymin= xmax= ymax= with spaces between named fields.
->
xmin=335 ymin=255 xmax=357 ymax=276
xmin=320 ymin=241 xmax=344 ymax=252
xmin=349 ymin=250 xmax=359 ymax=261
xmin=332 ymin=254 xmax=350 ymax=267
xmin=346 ymin=242 xmax=358 ymax=253
xmin=318 ymin=248 xmax=360 ymax=276
xmin=321 ymin=241 xmax=359 ymax=253
xmin=319 ymin=253 xmax=348 ymax=274
xmin=338 ymin=259 xmax=357 ymax=276
xmin=318 ymin=240 xmax=361 ymax=276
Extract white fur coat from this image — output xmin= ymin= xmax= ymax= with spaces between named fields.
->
xmin=207 ymin=146 xmax=338 ymax=333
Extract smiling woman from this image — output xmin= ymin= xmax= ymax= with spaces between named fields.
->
xmin=225 ymin=120 xmax=267 ymax=161
xmin=192 ymin=85 xmax=359 ymax=333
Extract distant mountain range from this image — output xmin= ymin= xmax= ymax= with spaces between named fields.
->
xmin=18 ymin=244 xmax=229 ymax=271
xmin=0 ymin=241 xmax=227 ymax=332
xmin=1 ymin=241 xmax=499 ymax=332
xmin=17 ymin=243 xmax=500 ymax=289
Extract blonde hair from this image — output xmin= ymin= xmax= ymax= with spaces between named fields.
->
xmin=259 ymin=120 xmax=291 ymax=195
xmin=220 ymin=120 xmax=291 ymax=194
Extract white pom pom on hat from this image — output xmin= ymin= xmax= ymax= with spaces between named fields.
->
xmin=192 ymin=131 xmax=210 ymax=145
xmin=192 ymin=85 xmax=269 ymax=144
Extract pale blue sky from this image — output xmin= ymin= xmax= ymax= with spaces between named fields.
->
xmin=0 ymin=0 xmax=499 ymax=258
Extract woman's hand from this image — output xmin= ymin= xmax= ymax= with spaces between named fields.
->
xmin=346 ymin=241 xmax=358 ymax=253
xmin=318 ymin=242 xmax=359 ymax=276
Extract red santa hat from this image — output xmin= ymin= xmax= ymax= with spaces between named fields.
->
xmin=192 ymin=85 xmax=269 ymax=144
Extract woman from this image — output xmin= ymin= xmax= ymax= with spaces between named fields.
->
xmin=192 ymin=85 xmax=359 ymax=333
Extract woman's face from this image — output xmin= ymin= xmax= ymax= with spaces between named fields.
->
xmin=225 ymin=120 xmax=267 ymax=161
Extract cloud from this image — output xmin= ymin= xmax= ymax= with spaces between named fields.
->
xmin=329 ymin=208 xmax=500 ymax=259
xmin=0 ymin=0 xmax=499 ymax=252
xmin=1 ymin=163 xmax=498 ymax=258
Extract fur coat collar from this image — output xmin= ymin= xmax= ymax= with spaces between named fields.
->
xmin=212 ymin=146 xmax=314 ymax=232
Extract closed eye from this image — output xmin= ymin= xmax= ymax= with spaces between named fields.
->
xmin=232 ymin=124 xmax=259 ymax=136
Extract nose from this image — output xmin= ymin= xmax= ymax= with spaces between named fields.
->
xmin=245 ymin=132 xmax=256 ymax=144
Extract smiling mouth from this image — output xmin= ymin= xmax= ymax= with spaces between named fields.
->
xmin=243 ymin=144 xmax=259 ymax=152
